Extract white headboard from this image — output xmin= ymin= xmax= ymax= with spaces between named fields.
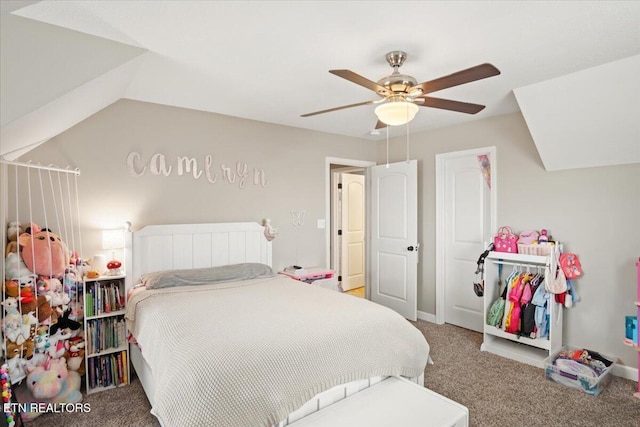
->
xmin=124 ymin=222 xmax=272 ymax=292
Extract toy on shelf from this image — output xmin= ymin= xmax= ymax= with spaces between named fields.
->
xmin=106 ymin=259 xmax=123 ymax=276
xmin=538 ymin=229 xmax=549 ymax=243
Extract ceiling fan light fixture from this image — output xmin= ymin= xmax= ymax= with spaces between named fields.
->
xmin=375 ymin=101 xmax=419 ymax=126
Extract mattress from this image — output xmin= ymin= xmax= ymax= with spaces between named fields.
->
xmin=126 ymin=275 xmax=429 ymax=427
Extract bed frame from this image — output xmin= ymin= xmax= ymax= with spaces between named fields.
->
xmin=124 ymin=222 xmax=423 ymax=426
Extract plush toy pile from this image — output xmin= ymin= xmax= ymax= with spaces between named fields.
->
xmin=2 ymin=222 xmax=86 ymax=420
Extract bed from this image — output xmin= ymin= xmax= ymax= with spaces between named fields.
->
xmin=124 ymin=222 xmax=429 ymax=427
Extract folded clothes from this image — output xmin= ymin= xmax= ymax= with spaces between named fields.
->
xmin=554 ymin=358 xmax=598 ymax=378
xmin=555 ymin=348 xmax=613 ymax=376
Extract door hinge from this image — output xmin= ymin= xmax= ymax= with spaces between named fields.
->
xmin=338 ymin=275 xmax=342 ymax=282
xmin=337 ymin=183 xmax=342 ymax=189
xmin=338 ymin=229 xmax=342 ymax=235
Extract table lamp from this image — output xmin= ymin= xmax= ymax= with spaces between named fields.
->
xmin=102 ymin=228 xmax=125 ymax=275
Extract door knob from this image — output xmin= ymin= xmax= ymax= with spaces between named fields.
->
xmin=407 ymin=246 xmax=414 ymax=251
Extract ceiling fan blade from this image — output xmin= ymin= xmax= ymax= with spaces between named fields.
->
xmin=329 ymin=70 xmax=392 ymax=96
xmin=375 ymin=120 xmax=387 ymax=130
xmin=410 ymin=63 xmax=500 ymax=95
xmin=414 ymin=96 xmax=486 ymax=114
xmin=301 ymin=100 xmax=377 ymax=117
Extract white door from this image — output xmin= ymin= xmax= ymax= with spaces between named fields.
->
xmin=340 ymin=173 xmax=365 ymax=291
xmin=370 ymin=160 xmax=418 ymax=321
xmin=439 ymin=150 xmax=494 ymax=332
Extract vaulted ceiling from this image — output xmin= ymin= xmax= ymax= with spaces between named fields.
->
xmin=1 ymin=1 xmax=639 ymax=169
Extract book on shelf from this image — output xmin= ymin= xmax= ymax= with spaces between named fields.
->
xmin=86 ymin=280 xmax=125 ymax=317
xmin=86 ymin=290 xmax=94 ymax=317
xmin=89 ymin=358 xmax=95 ymax=389
xmin=88 ymin=351 xmax=129 ymax=389
xmin=87 ymin=316 xmax=126 ymax=354
xmin=116 ymin=352 xmax=123 ymax=384
xmin=122 ymin=350 xmax=128 ymax=384
xmin=96 ymin=283 xmax=101 ymax=315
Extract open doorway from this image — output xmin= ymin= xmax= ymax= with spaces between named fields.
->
xmin=325 ymin=158 xmax=375 ymax=299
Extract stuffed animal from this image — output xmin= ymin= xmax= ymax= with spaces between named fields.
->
xmin=46 ymin=328 xmax=72 ymax=359
xmin=86 ymin=270 xmax=100 ymax=279
xmin=5 ymin=221 xmax=23 ymax=256
xmin=22 ymin=311 xmax=38 ymax=332
xmin=3 ymin=279 xmax=37 ymax=312
xmin=46 ymin=277 xmax=71 ymax=318
xmin=4 ymin=252 xmax=35 ymax=284
xmin=4 ymin=241 xmax=18 ymax=256
xmin=7 ymin=354 xmax=28 ymax=383
xmin=3 ymin=279 xmax=19 ymax=298
xmin=2 ymin=297 xmax=30 ymax=345
xmin=26 ymin=295 xmax=53 ymax=324
xmin=20 ymin=357 xmax=82 ymax=421
xmin=6 ymin=338 xmax=35 ymax=360
xmin=36 ymin=276 xmax=51 ymax=295
xmin=68 ymin=253 xmax=92 ymax=277
xmin=34 ymin=326 xmax=51 ymax=355
xmin=7 ymin=221 xmax=22 ymax=241
xmin=19 ymin=227 xmax=70 ymax=277
xmin=63 ymin=266 xmax=82 ymax=292
xmin=50 ymin=308 xmax=81 ymax=336
xmin=4 ymin=281 xmax=54 ymax=323
xmin=64 ymin=336 xmax=85 ymax=376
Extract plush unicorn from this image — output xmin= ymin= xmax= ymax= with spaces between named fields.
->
xmin=20 ymin=357 xmax=82 ymax=421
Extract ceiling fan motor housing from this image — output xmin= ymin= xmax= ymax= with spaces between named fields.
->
xmin=377 ymin=73 xmax=417 ymax=95
xmin=378 ymin=51 xmax=418 ymax=95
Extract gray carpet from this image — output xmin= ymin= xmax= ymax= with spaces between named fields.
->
xmin=24 ymin=321 xmax=639 ymax=426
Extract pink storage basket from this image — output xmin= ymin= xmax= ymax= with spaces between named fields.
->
xmin=493 ymin=226 xmax=518 ymax=253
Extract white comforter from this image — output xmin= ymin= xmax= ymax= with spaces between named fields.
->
xmin=126 ymin=275 xmax=429 ymax=427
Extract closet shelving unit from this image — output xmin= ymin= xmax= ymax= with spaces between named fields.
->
xmin=482 ymin=250 xmax=563 ymax=368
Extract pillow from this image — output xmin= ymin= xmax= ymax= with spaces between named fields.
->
xmin=141 ymin=263 xmax=275 ymax=289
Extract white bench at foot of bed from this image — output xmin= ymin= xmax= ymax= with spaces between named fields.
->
xmin=287 ymin=376 xmax=469 ymax=427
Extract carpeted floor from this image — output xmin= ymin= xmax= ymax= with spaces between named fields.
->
xmin=413 ymin=321 xmax=639 ymax=427
xmin=23 ymin=321 xmax=639 ymax=426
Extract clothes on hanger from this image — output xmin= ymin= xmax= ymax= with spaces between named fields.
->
xmin=501 ymin=268 xmax=550 ymax=338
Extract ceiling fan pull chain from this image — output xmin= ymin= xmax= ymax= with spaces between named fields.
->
xmin=406 ymin=105 xmax=410 ymax=162
xmin=386 ymin=125 xmax=390 ymax=168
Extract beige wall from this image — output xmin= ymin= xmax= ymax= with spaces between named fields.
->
xmin=14 ymin=99 xmax=376 ymax=272
xmin=377 ymin=112 xmax=640 ymax=368
xmin=10 ymin=101 xmax=640 ymax=368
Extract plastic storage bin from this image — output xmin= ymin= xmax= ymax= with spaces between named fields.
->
xmin=544 ymin=346 xmax=616 ymax=396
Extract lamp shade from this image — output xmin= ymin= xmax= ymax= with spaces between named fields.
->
xmin=375 ymin=101 xmax=419 ymax=126
xmin=102 ymin=229 xmax=125 ymax=250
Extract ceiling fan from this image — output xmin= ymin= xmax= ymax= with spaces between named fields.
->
xmin=301 ymin=51 xmax=500 ymax=129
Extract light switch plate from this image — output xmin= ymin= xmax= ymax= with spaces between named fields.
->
xmin=317 ymin=219 xmax=326 ymax=229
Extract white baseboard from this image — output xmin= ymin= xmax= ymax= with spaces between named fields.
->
xmin=417 ymin=310 xmax=437 ymax=324
xmin=613 ymin=363 xmax=638 ymax=382
xmin=415 ymin=311 xmax=638 ymax=384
